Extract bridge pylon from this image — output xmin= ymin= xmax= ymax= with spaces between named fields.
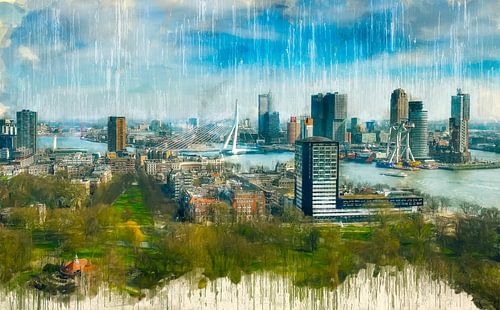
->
xmin=222 ymin=100 xmax=240 ymax=154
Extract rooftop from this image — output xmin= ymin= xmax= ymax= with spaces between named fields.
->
xmin=297 ymin=136 xmax=336 ymax=143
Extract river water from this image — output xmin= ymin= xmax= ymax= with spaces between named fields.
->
xmin=223 ymin=149 xmax=500 ymax=209
xmin=38 ymin=136 xmax=500 ymax=208
xmin=38 ymin=135 xmax=108 ymax=153
xmin=0 ymin=266 xmax=478 ymax=310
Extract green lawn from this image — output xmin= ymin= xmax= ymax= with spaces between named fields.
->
xmin=340 ymin=225 xmax=373 ymax=241
xmin=112 ymin=186 xmax=153 ymax=226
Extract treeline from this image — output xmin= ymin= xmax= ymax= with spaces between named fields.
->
xmin=0 ymin=173 xmax=145 ymax=284
xmin=432 ymin=206 xmax=499 ymax=309
xmin=0 ymin=173 xmax=498 ymax=309
xmin=0 ymin=174 xmax=88 ymax=209
xmin=0 ymin=173 xmax=136 ymax=210
xmin=136 ymin=171 xmax=177 ymax=218
xmin=131 ymin=206 xmax=499 ymax=309
xmin=92 ymin=174 xmax=135 ymax=205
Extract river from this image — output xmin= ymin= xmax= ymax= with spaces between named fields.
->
xmin=223 ymin=149 xmax=500 ymax=209
xmin=38 ymin=136 xmax=500 ymax=208
xmin=38 ymin=135 xmax=108 ymax=153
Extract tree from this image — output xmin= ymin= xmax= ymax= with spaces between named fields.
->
xmin=395 ymin=214 xmax=433 ymax=263
xmin=455 ymin=207 xmax=499 ymax=259
xmin=281 ymin=206 xmax=304 ymax=223
xmin=304 ymin=227 xmax=320 ymax=252
xmin=369 ymin=226 xmax=401 ymax=266
xmin=0 ymin=227 xmax=31 ymax=281
xmin=121 ymin=220 xmax=146 ymax=253
xmin=207 ymin=202 xmax=233 ymax=225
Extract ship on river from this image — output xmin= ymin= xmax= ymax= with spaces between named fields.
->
xmin=376 ymin=160 xmax=420 ymax=171
xmin=381 ymin=171 xmax=408 ymax=178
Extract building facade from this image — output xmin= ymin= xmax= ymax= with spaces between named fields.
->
xmin=258 ymin=92 xmax=270 ymax=140
xmin=258 ymin=92 xmax=281 ymax=144
xmin=106 ymin=152 xmax=135 ymax=174
xmin=107 ymin=116 xmax=127 ymax=152
xmin=187 ymin=117 xmax=199 ymax=128
xmin=295 ymin=137 xmax=339 ymax=220
xmin=449 ymin=89 xmax=471 ymax=162
xmin=301 ymin=116 xmax=314 ymax=139
xmin=265 ymin=112 xmax=281 ymax=144
xmin=365 ymin=121 xmax=375 ymax=133
xmin=0 ymin=119 xmax=17 ymax=158
xmin=287 ymin=116 xmax=301 ymax=144
xmin=409 ymin=100 xmax=429 ymax=159
xmin=311 ymin=92 xmax=347 ymax=143
xmin=16 ymin=110 xmax=37 ymax=154
xmin=231 ymin=190 xmax=266 ymax=219
xmin=390 ymin=88 xmax=409 ymax=125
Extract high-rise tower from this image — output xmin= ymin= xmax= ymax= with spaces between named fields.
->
xmin=108 ymin=116 xmax=127 ymax=152
xmin=311 ymin=92 xmax=347 ymax=143
xmin=301 ymin=116 xmax=314 ymax=139
xmin=409 ymin=100 xmax=429 ymax=159
xmin=295 ymin=137 xmax=339 ymax=219
xmin=287 ymin=116 xmax=301 ymax=144
xmin=258 ymin=92 xmax=271 ymax=137
xmin=390 ymin=88 xmax=409 ymax=125
xmin=449 ymin=89 xmax=471 ymax=162
xmin=258 ymin=92 xmax=280 ymax=144
xmin=16 ymin=110 xmax=37 ymax=154
xmin=0 ymin=119 xmax=17 ymax=158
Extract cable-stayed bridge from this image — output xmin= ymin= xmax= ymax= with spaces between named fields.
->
xmin=152 ymin=101 xmax=256 ymax=154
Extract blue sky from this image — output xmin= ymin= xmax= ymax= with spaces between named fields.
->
xmin=0 ymin=0 xmax=499 ymax=121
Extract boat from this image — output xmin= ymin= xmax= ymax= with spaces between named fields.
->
xmin=376 ymin=161 xmax=394 ymax=168
xmin=420 ymin=164 xmax=438 ymax=170
xmin=381 ymin=172 xmax=408 ymax=178
xmin=354 ymin=149 xmax=374 ymax=163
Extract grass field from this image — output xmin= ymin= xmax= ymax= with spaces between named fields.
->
xmin=112 ymin=186 xmax=153 ymax=227
xmin=340 ymin=225 xmax=373 ymax=241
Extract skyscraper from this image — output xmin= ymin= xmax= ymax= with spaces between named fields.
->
xmin=295 ymin=137 xmax=339 ymax=219
xmin=187 ymin=117 xmax=199 ymax=128
xmin=365 ymin=121 xmax=375 ymax=133
xmin=108 ymin=116 xmax=127 ymax=152
xmin=287 ymin=116 xmax=301 ymax=144
xmin=258 ymin=92 xmax=271 ymax=137
xmin=449 ymin=89 xmax=471 ymax=162
xmin=350 ymin=117 xmax=359 ymax=134
xmin=311 ymin=92 xmax=347 ymax=142
xmin=390 ymin=88 xmax=409 ymax=125
xmin=409 ymin=100 xmax=429 ymax=159
xmin=301 ymin=116 xmax=314 ymax=139
xmin=0 ymin=119 xmax=17 ymax=158
xmin=265 ymin=112 xmax=281 ymax=144
xmin=16 ymin=110 xmax=37 ymax=154
xmin=258 ymin=92 xmax=280 ymax=144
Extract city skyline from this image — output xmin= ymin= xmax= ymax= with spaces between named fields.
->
xmin=0 ymin=1 xmax=498 ymax=121
xmin=0 ymin=2 xmax=498 ymax=308
xmin=0 ymin=88 xmax=490 ymax=127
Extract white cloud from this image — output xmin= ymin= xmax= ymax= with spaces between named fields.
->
xmin=0 ymin=102 xmax=9 ymax=117
xmin=0 ymin=22 xmax=10 ymax=48
xmin=18 ymin=46 xmax=39 ymax=63
xmin=0 ymin=0 xmax=25 ymax=4
xmin=154 ymin=0 xmax=285 ymax=11
xmin=0 ymin=0 xmax=498 ymax=121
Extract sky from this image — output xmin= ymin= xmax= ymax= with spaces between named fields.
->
xmin=0 ymin=0 xmax=499 ymax=122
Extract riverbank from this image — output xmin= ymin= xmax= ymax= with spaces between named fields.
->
xmin=470 ymin=146 xmax=500 ymax=154
xmin=439 ymin=162 xmax=500 ymax=170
